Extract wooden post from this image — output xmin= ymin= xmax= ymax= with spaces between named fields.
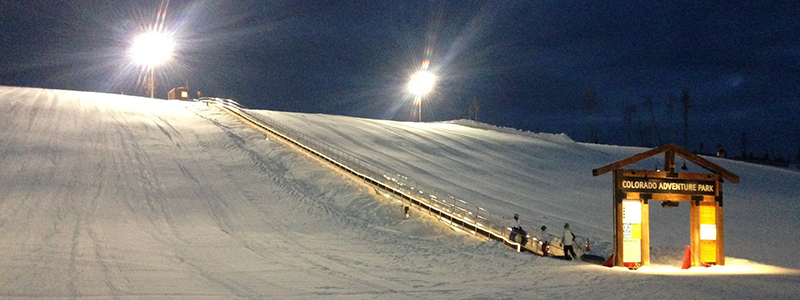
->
xmin=614 ymin=170 xmax=624 ymax=267
xmin=665 ymin=150 xmax=675 ymax=173
xmin=641 ymin=198 xmax=650 ymax=266
xmin=717 ymin=181 xmax=725 ymax=266
xmin=689 ymin=201 xmax=701 ymax=267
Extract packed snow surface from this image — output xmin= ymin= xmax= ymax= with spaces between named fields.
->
xmin=0 ymin=86 xmax=797 ymax=299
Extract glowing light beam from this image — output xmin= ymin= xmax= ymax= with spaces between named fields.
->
xmin=406 ymin=43 xmax=437 ymax=122
xmin=129 ymin=0 xmax=175 ymax=99
xmin=130 ymin=31 xmax=175 ymax=67
xmin=407 ymin=71 xmax=436 ymax=97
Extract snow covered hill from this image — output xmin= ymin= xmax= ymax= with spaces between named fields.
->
xmin=0 ymin=86 xmax=797 ymax=299
xmin=248 ymin=107 xmax=800 ymax=270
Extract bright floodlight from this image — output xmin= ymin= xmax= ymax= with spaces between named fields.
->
xmin=407 ymin=71 xmax=436 ymax=96
xmin=130 ymin=30 xmax=175 ymax=98
xmin=131 ymin=31 xmax=175 ymax=67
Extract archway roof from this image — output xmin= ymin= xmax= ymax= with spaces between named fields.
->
xmin=592 ymin=144 xmax=739 ymax=183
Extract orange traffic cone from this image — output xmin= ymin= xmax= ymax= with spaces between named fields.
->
xmin=585 ymin=238 xmax=591 ymax=253
xmin=603 ymin=254 xmax=614 ymax=267
xmin=681 ymin=246 xmax=692 ymax=269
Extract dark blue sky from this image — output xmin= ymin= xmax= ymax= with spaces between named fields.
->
xmin=1 ymin=0 xmax=798 ymax=161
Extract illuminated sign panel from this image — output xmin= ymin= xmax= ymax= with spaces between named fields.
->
xmin=622 ymin=199 xmax=642 ymax=263
xmin=699 ymin=205 xmax=717 ymax=262
xmin=699 ymin=206 xmax=717 ymax=240
xmin=621 ymin=177 xmax=716 ymax=196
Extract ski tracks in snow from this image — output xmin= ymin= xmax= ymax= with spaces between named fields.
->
xmin=188 ymin=106 xmax=418 ymax=296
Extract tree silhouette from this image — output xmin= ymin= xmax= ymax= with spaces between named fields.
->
xmin=681 ymin=88 xmax=691 ymax=149
xmin=796 ymin=147 xmax=800 ymax=167
xmin=467 ymin=98 xmax=480 ymax=121
xmin=740 ymin=132 xmax=748 ymax=159
xmin=667 ymin=93 xmax=677 ymax=143
xmin=623 ymin=103 xmax=637 ymax=146
xmin=585 ymin=88 xmax=598 ymax=143
xmin=645 ymin=97 xmax=663 ymax=145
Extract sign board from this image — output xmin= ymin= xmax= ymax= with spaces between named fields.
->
xmin=699 ymin=205 xmax=717 ymax=240
xmin=621 ymin=177 xmax=716 ymax=196
xmin=699 ymin=205 xmax=717 ymax=262
xmin=594 ymin=145 xmax=736 ymax=268
xmin=701 ymin=240 xmax=717 ymax=262
xmin=622 ymin=199 xmax=642 ymax=263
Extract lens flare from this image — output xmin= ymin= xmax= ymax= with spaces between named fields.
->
xmin=131 ymin=31 xmax=175 ymax=67
xmin=408 ymin=71 xmax=436 ymax=97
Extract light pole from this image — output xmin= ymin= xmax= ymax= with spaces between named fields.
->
xmin=407 ymin=70 xmax=436 ymax=122
xmin=149 ymin=67 xmax=155 ymax=98
xmin=131 ymin=31 xmax=174 ymax=98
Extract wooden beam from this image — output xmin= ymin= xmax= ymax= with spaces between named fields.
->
xmin=671 ymin=146 xmax=740 ymax=183
xmin=652 ymin=194 xmax=695 ymax=202
xmin=592 ymin=143 xmax=739 ymax=184
xmin=665 ymin=150 xmax=675 ymax=173
xmin=622 ymin=169 xmax=720 ymax=181
xmin=593 ymin=144 xmax=676 ymax=176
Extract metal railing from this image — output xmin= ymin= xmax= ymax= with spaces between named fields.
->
xmin=203 ymin=98 xmax=589 ymax=256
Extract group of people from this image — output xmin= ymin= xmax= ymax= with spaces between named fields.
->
xmin=514 ymin=218 xmax=578 ymax=260
xmin=542 ymin=223 xmax=578 ymax=259
xmin=515 ymin=214 xmax=578 ymax=260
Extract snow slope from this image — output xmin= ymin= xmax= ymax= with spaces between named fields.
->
xmin=0 ymin=86 xmax=797 ymax=299
xmin=249 ymin=109 xmax=800 ymax=269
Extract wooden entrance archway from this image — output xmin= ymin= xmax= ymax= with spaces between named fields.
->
xmin=592 ymin=144 xmax=739 ymax=268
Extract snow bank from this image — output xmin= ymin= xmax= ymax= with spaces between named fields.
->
xmin=443 ymin=119 xmax=574 ymax=143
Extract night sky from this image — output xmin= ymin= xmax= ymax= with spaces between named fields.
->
xmin=2 ymin=0 xmax=798 ymax=162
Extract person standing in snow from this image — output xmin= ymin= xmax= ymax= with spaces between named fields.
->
xmin=509 ymin=214 xmax=528 ymax=246
xmin=562 ymin=223 xmax=577 ymax=260
xmin=540 ymin=226 xmax=549 ymax=256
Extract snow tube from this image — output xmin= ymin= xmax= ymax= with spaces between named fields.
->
xmin=580 ymin=254 xmax=606 ymax=264
xmin=508 ymin=227 xmax=528 ymax=246
xmin=550 ymin=255 xmax=573 ymax=260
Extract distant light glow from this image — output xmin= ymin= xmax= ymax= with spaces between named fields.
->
xmin=407 ymin=71 xmax=436 ymax=96
xmin=131 ymin=31 xmax=175 ymax=67
xmin=408 ymin=45 xmax=436 ymax=97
